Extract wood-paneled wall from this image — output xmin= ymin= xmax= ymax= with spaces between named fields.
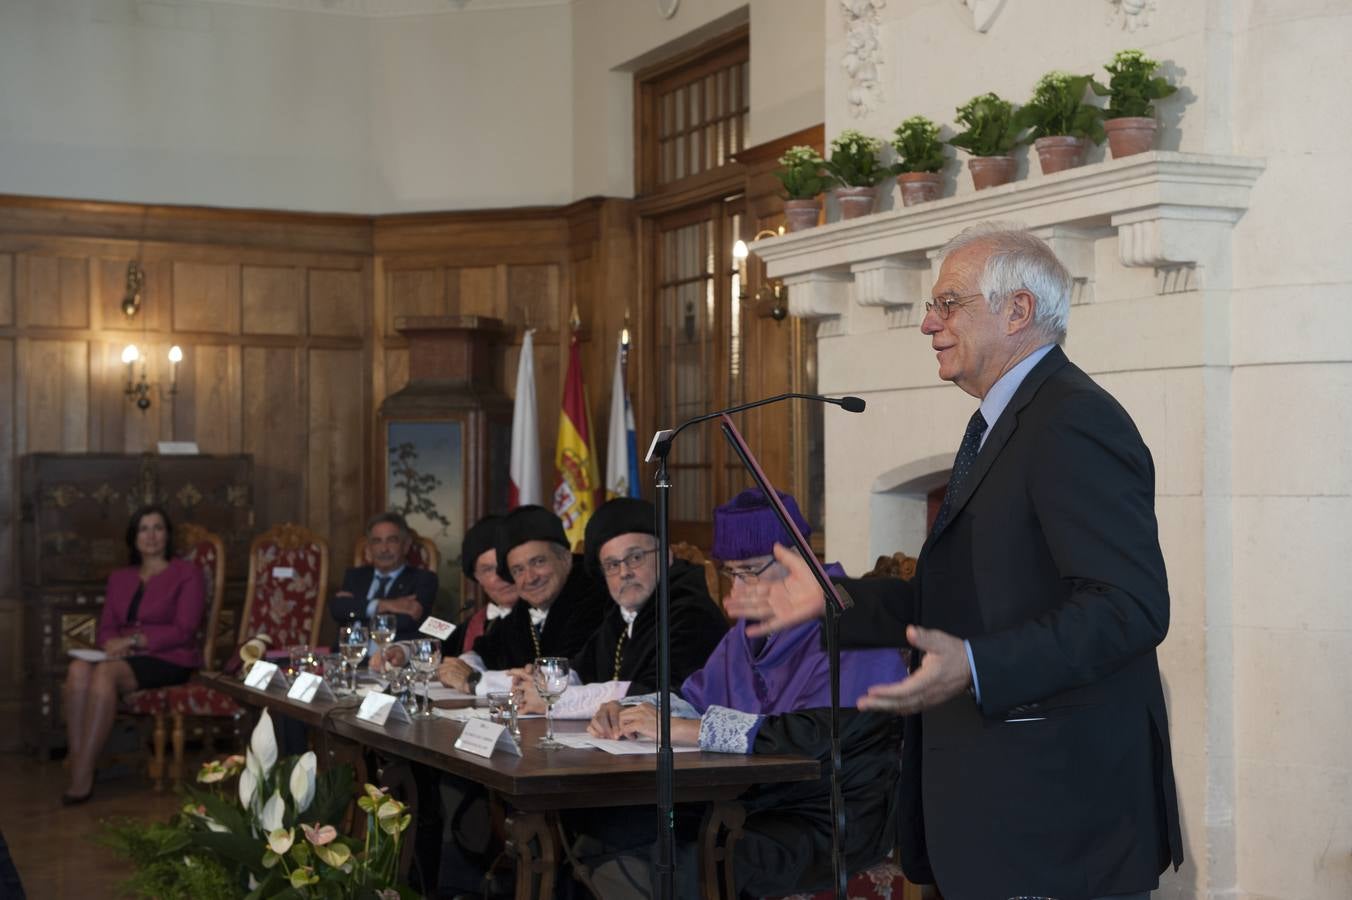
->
xmin=0 ymin=194 xmax=637 ymax=742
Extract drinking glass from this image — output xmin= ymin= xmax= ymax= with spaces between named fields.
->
xmin=532 ymin=657 xmax=570 ymax=748
xmin=339 ymin=622 xmax=369 ymax=694
xmin=371 ymin=613 xmax=396 ymax=661
xmin=486 ymin=690 xmax=521 ymax=742
xmin=410 ymin=638 xmax=441 ymax=718
xmin=287 ymin=644 xmax=313 ymax=680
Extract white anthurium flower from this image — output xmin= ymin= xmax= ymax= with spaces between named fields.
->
xmin=289 ymin=752 xmax=317 ymax=814
xmin=239 ymin=765 xmax=258 ymax=809
xmin=250 ymin=709 xmax=278 ymax=777
xmin=267 ymin=827 xmax=295 ymax=855
xmin=260 ymin=789 xmax=286 ymax=832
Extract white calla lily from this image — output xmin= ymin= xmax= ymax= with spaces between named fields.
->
xmin=239 ymin=765 xmax=258 ymax=808
xmin=289 ymin=752 xmax=317 ymax=814
xmin=250 ymin=709 xmax=278 ymax=776
xmin=261 ymin=789 xmax=286 ymax=832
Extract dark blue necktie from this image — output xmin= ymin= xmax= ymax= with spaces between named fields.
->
xmin=374 ymin=575 xmax=391 ymax=599
xmin=931 ymin=409 xmax=988 ymax=536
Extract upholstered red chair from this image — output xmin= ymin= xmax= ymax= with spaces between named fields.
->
xmin=350 ymin=529 xmax=440 ymax=572
xmin=117 ymin=523 xmax=225 ymax=789
xmin=159 ymin=523 xmax=330 ymax=771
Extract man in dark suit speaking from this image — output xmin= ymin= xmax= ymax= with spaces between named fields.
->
xmin=330 ymin=512 xmax=437 ymax=643
xmin=752 ymin=223 xmax=1184 ymax=899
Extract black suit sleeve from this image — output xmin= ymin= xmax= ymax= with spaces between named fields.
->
xmin=968 ymin=391 xmax=1169 ymax=715
xmin=328 ymin=568 xmax=370 ymax=625
xmin=386 ymin=568 xmax=437 ymax=639
xmin=831 ymin=576 xmax=919 ymax=650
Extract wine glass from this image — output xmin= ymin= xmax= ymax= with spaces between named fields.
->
xmin=339 ymin=622 xmax=368 ymax=694
xmin=370 ymin=613 xmax=396 ymax=662
xmin=410 ymin=638 xmax=442 ymax=718
xmin=532 ymin=657 xmax=570 ymax=748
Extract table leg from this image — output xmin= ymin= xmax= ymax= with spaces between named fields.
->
xmin=699 ymin=800 xmax=745 ymax=900
xmin=507 ymin=811 xmax=560 ymax=900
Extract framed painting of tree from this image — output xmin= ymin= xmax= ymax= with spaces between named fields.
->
xmin=385 ymin=420 xmax=464 ymax=602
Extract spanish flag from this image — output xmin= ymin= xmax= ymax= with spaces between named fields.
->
xmin=553 ymin=327 xmax=600 ymax=547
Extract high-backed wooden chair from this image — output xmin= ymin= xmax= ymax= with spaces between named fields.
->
xmin=159 ymin=523 xmax=330 ymax=779
xmin=671 ymin=541 xmax=722 ymax=609
xmin=759 ymin=549 xmax=923 ymax=900
xmin=119 ymin=523 xmax=226 ymax=789
xmin=350 ymin=529 xmax=440 ymax=572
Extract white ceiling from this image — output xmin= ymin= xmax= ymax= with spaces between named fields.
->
xmin=192 ymin=0 xmax=571 ymax=16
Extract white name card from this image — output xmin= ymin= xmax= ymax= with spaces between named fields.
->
xmin=453 ymin=718 xmax=522 ymax=758
xmin=244 ymin=660 xmax=287 ymax=690
xmin=355 ymin=691 xmax=411 ymax=727
xmin=419 ymin=616 xmax=455 ymax=640
xmin=271 ymin=566 xmax=296 ymax=579
xmin=156 ymin=441 xmax=200 ymax=455
xmin=286 ymin=671 xmax=335 ymax=704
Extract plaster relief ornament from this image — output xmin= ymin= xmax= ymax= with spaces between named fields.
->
xmin=841 ymin=0 xmax=886 ymax=117
xmin=961 ymin=0 xmax=1009 ymax=33
xmin=1108 ymin=0 xmax=1154 ymax=31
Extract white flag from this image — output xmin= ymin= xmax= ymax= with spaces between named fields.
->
xmin=509 ymin=330 xmax=541 ymax=508
xmin=604 ymin=337 xmax=640 ymax=500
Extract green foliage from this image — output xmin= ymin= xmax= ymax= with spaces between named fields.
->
xmin=100 ymin=818 xmax=238 ymax=900
xmin=890 ymin=116 xmax=946 ymax=174
xmin=773 ymin=145 xmax=831 ymax=200
xmin=823 ymin=129 xmax=891 ymax=187
xmin=1091 ymin=49 xmax=1178 ymax=119
xmin=947 ymin=93 xmax=1027 ymax=157
xmin=1015 ymin=71 xmax=1105 ymax=144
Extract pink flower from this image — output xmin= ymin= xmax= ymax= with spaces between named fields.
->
xmin=302 ymin=823 xmax=337 ymax=847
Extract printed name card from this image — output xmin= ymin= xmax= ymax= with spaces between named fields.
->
xmin=419 ymin=616 xmax=455 ymax=640
xmin=453 ymin=718 xmax=522 ymax=759
xmin=243 ymin=660 xmax=287 ymax=690
xmin=355 ymin=691 xmax=411 ymax=727
xmin=271 ymin=566 xmax=296 ymax=579
xmin=286 ymin=671 xmax=335 ymax=704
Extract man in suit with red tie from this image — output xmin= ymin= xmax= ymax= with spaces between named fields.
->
xmin=752 ymin=223 xmax=1183 ymax=899
xmin=330 ymin=512 xmax=438 ymax=643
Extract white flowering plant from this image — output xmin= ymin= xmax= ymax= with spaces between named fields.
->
xmin=106 ymin=709 xmax=415 ymax=899
xmin=823 ymin=129 xmax=891 ymax=187
xmin=774 ymin=145 xmax=831 ymax=200
xmin=1091 ymin=49 xmax=1177 ymax=119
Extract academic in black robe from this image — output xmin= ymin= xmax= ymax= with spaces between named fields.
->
xmin=468 ymin=556 xmax=608 ymax=669
xmin=570 ymin=558 xmax=727 ymax=694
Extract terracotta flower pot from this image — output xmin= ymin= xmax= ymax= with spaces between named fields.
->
xmin=833 ymin=185 xmax=877 ymax=220
xmin=896 ymin=172 xmax=944 ymax=207
xmin=967 ymin=155 xmax=1017 ymax=191
xmin=1034 ymin=136 xmax=1087 ymax=175
xmin=1104 ymin=117 xmax=1158 ymax=158
xmin=783 ymin=198 xmax=821 ymax=232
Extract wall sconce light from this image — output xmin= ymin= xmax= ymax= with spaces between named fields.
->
xmin=121 ymin=260 xmax=145 ymax=319
xmin=733 ymin=228 xmax=788 ymax=321
xmin=122 ymin=343 xmax=182 ymax=412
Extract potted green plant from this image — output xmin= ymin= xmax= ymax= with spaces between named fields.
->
xmin=890 ymin=115 xmax=947 ymax=206
xmin=823 ymin=129 xmax=890 ymax=219
xmin=773 ymin=145 xmax=830 ymax=231
xmin=946 ymin=92 xmax=1027 ymax=190
xmin=1016 ymin=70 xmax=1104 ymax=175
xmin=1091 ymin=49 xmax=1178 ymax=157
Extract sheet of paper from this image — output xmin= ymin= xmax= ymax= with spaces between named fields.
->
xmin=68 ymin=649 xmax=107 ymax=663
xmin=426 ymin=685 xmax=477 ymax=701
xmin=546 ymin=732 xmax=700 ymax=754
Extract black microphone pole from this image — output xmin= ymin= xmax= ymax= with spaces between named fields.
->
xmin=645 ymin=392 xmax=865 ymax=900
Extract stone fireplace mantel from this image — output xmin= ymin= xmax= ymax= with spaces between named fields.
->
xmin=751 ymin=151 xmax=1264 ymax=334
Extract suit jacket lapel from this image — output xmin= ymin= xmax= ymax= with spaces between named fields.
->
xmin=927 ymin=346 xmax=1069 ymax=546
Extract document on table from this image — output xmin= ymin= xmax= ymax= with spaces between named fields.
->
xmin=549 ymin=732 xmax=700 ymax=755
xmin=426 ymin=685 xmax=477 ymax=701
xmin=432 ymin=707 xmax=543 ymax=723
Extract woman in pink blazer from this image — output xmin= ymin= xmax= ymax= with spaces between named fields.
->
xmin=61 ymin=505 xmax=205 ymax=804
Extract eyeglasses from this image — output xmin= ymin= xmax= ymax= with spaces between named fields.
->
xmin=600 ymin=548 xmax=658 ymax=577
xmin=508 ymin=553 xmax=559 ymax=580
xmin=924 ymin=292 xmax=984 ymax=320
xmin=717 ymin=557 xmax=777 ymax=585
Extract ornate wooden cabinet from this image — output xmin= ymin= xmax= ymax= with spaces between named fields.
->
xmin=18 ymin=453 xmax=254 ymax=756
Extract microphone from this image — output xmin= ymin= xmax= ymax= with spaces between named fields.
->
xmin=646 ymin=392 xmax=865 ymax=462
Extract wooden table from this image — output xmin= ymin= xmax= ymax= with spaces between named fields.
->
xmin=200 ymin=671 xmax=820 ymax=898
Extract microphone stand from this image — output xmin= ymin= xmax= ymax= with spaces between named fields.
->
xmin=646 ymin=392 xmax=863 ymax=900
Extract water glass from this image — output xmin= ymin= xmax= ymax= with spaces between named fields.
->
xmin=486 ymin=690 xmax=521 ymax=741
xmin=287 ymin=644 xmax=313 ymax=679
xmin=409 ymin=638 xmax=441 ymax=718
xmin=532 ymin=657 xmax=570 ymax=748
xmin=371 ymin=613 xmax=396 ymax=658
xmin=339 ymin=622 xmax=369 ymax=694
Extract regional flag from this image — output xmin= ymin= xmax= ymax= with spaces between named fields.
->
xmin=509 ymin=329 xmax=542 ymax=508
xmin=553 ymin=328 xmax=600 ymax=546
xmin=604 ymin=334 xmax=640 ymax=500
